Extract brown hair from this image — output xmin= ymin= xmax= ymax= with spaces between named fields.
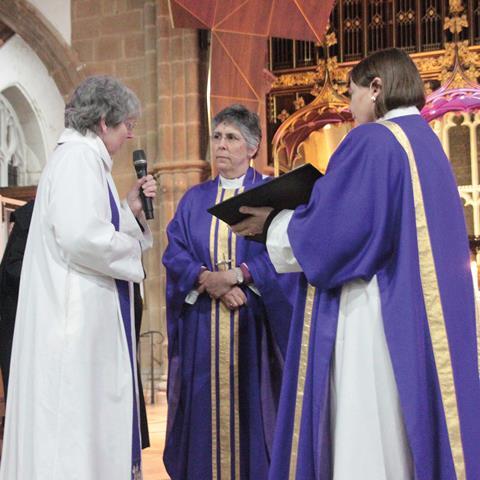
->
xmin=349 ymin=48 xmax=425 ymax=119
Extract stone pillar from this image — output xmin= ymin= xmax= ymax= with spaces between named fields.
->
xmin=152 ymin=1 xmax=210 ymax=386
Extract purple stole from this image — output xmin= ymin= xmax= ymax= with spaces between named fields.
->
xmin=107 ymin=185 xmax=142 ymax=480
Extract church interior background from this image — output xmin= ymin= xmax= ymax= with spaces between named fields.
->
xmin=1 ymin=0 xmax=480 ymax=470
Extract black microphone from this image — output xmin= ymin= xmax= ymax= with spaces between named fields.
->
xmin=133 ymin=149 xmax=154 ymax=220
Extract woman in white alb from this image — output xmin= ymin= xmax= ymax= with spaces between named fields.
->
xmin=0 ymin=76 xmax=156 ymax=480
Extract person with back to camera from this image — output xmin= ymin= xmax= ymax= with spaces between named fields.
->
xmin=232 ymin=48 xmax=480 ymax=479
xmin=162 ymin=104 xmax=294 ymax=480
xmin=0 ymin=75 xmax=156 ymax=480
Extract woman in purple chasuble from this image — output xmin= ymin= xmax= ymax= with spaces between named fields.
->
xmin=0 ymin=76 xmax=156 ymax=480
xmin=162 ymin=105 xmax=294 ymax=480
xmin=232 ymin=49 xmax=480 ymax=479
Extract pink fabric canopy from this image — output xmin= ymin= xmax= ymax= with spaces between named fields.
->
xmin=422 ymin=86 xmax=480 ymax=122
xmin=421 ymin=50 xmax=480 ymax=122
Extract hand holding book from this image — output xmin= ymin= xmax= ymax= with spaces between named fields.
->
xmin=230 ymin=206 xmax=276 ymax=242
xmin=207 ymin=163 xmax=322 ymax=243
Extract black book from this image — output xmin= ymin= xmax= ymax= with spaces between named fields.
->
xmin=207 ymin=163 xmax=322 ymax=241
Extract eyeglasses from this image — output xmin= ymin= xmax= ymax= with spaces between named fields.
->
xmin=211 ymin=131 xmax=243 ymax=144
xmin=123 ymin=119 xmax=137 ymax=133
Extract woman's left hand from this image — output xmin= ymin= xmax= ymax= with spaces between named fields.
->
xmin=127 ymin=175 xmax=157 ymax=218
xmin=199 ymin=270 xmax=237 ymax=299
xmin=220 ymin=286 xmax=247 ymax=310
xmin=231 ymin=206 xmax=273 ymax=237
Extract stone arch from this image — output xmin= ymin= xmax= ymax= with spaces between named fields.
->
xmin=0 ymin=0 xmax=85 ymax=98
xmin=1 ymin=85 xmax=45 ymax=186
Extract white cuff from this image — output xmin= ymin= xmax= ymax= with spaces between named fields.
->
xmin=266 ymin=209 xmax=303 ymax=273
xmin=120 ymin=199 xmax=153 ymax=251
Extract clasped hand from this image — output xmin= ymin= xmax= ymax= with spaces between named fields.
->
xmin=198 ymin=270 xmax=247 ymax=310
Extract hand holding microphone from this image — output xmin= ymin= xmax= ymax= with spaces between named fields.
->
xmin=129 ymin=149 xmax=156 ymax=220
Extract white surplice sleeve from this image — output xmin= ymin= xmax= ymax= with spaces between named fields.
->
xmin=46 ymin=144 xmax=145 ymax=283
xmin=119 ymin=197 xmax=153 ymax=251
xmin=266 ymin=209 xmax=303 ymax=273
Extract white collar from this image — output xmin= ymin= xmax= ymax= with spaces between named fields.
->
xmin=219 ymin=174 xmax=245 ymax=189
xmin=378 ymin=106 xmax=420 ymax=121
xmin=57 ymin=128 xmax=113 ymax=171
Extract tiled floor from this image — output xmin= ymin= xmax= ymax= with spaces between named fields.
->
xmin=143 ymin=394 xmax=170 ymax=480
xmin=0 ymin=385 xmax=171 ymax=479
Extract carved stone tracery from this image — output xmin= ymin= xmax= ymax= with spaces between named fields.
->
xmin=0 ymin=93 xmax=26 ymax=187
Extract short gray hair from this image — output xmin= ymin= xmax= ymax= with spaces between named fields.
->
xmin=212 ymin=104 xmax=261 ymax=154
xmin=65 ymin=76 xmax=140 ymax=135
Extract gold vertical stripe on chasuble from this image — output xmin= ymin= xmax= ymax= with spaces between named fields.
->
xmin=289 ymin=283 xmax=316 ymax=479
xmin=380 ymin=120 xmax=466 ymax=479
xmin=209 ymin=188 xmax=223 ymax=480
xmin=210 ymin=187 xmax=241 ymax=479
xmin=231 ymin=217 xmax=241 ymax=480
xmin=217 ymin=188 xmax=236 ymax=479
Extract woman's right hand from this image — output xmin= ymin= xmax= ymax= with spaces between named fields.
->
xmin=199 ymin=270 xmax=237 ymax=299
xmin=126 ymin=175 xmax=157 ymax=218
xmin=220 ymin=286 xmax=247 ymax=310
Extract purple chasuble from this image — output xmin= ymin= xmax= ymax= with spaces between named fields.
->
xmin=269 ymin=115 xmax=480 ymax=480
xmin=162 ymin=168 xmax=296 ymax=480
xmin=108 ymin=185 xmax=142 ymax=479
